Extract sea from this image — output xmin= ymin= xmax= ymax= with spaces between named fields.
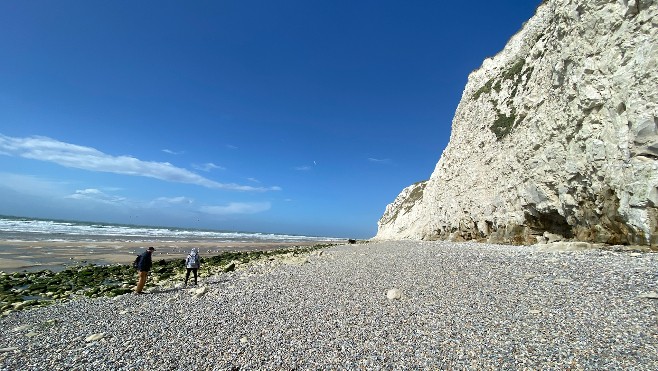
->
xmin=0 ymin=215 xmax=340 ymax=272
xmin=0 ymin=215 xmax=336 ymax=244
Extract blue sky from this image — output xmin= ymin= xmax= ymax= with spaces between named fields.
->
xmin=0 ymin=0 xmax=542 ymax=238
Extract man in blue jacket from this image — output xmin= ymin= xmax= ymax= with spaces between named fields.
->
xmin=135 ymin=246 xmax=155 ymax=294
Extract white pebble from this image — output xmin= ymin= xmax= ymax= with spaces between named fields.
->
xmin=11 ymin=325 xmax=31 ymax=332
xmin=85 ymin=333 xmax=105 ymax=342
xmin=386 ymin=288 xmax=402 ymax=300
xmin=638 ymin=291 xmax=658 ymax=299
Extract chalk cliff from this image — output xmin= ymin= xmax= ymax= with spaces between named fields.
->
xmin=376 ymin=0 xmax=658 ymax=245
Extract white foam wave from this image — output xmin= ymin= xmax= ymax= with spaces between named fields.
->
xmin=0 ymin=217 xmax=335 ymax=243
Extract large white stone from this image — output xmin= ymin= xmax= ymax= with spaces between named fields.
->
xmin=85 ymin=333 xmax=105 ymax=342
xmin=376 ymin=0 xmax=657 ymax=245
xmin=386 ymin=288 xmax=402 ymax=300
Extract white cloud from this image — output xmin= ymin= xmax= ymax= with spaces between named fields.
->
xmin=200 ymin=202 xmax=271 ymax=215
xmin=154 ymin=196 xmax=194 ymax=205
xmin=0 ymin=172 xmax=131 ymax=206
xmin=0 ymin=134 xmax=280 ymax=192
xmin=66 ymin=188 xmax=127 ymax=204
xmin=226 ymin=144 xmax=238 ymax=150
xmin=162 ymin=149 xmax=184 ymax=155
xmin=367 ymin=157 xmax=392 ymax=164
xmin=294 ymin=165 xmax=312 ymax=171
xmin=192 ymin=162 xmax=225 ymax=172
xmin=247 ymin=178 xmax=260 ymax=183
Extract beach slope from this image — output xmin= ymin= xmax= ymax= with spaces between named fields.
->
xmin=1 ymin=241 xmax=657 ymax=369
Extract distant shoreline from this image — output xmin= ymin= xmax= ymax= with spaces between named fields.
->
xmin=0 ymin=239 xmax=342 ymax=273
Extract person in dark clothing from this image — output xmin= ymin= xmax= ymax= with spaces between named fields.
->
xmin=184 ymin=248 xmax=201 ymax=286
xmin=135 ymin=246 xmax=155 ymax=294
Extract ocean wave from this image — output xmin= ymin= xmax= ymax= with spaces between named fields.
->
xmin=0 ymin=216 xmax=335 ymax=243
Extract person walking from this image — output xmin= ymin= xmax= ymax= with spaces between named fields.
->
xmin=185 ymin=248 xmax=201 ymax=286
xmin=135 ymin=246 xmax=155 ymax=294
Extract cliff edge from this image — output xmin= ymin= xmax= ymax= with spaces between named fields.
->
xmin=376 ymin=0 xmax=658 ymax=245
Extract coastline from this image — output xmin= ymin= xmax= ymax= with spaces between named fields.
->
xmin=0 ymin=239 xmax=341 ymax=273
xmin=0 ymin=242 xmax=336 ymax=317
xmin=1 ymin=240 xmax=657 ymax=369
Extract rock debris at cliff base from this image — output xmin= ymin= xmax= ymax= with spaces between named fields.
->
xmin=1 ymin=241 xmax=656 ymax=369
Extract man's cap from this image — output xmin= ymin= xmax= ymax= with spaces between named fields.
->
xmin=148 ymin=246 xmax=156 ymax=251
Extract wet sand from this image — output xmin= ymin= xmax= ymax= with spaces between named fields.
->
xmin=0 ymin=239 xmax=339 ymax=272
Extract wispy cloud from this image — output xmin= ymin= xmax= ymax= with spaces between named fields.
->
xmin=66 ymin=188 xmax=127 ymax=204
xmin=162 ymin=149 xmax=184 ymax=155
xmin=0 ymin=134 xmax=280 ymax=192
xmin=247 ymin=178 xmax=261 ymax=183
xmin=0 ymin=171 xmax=271 ymax=220
xmin=192 ymin=162 xmax=225 ymax=172
xmin=226 ymin=144 xmax=238 ymax=150
xmin=295 ymin=160 xmax=319 ymax=171
xmin=200 ymin=202 xmax=271 ymax=215
xmin=367 ymin=157 xmax=392 ymax=164
xmin=153 ymin=196 xmax=194 ymax=205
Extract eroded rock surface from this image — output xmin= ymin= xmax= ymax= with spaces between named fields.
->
xmin=376 ymin=0 xmax=658 ymax=245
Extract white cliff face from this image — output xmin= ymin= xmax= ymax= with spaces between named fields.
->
xmin=376 ymin=0 xmax=658 ymax=245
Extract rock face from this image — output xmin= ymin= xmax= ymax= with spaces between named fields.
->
xmin=376 ymin=0 xmax=658 ymax=245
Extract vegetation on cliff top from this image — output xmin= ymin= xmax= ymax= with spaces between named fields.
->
xmin=380 ymin=181 xmax=427 ymax=225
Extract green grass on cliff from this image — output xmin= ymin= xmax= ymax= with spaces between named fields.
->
xmin=469 ymin=58 xmax=532 ymax=141
xmin=490 ymin=110 xmax=517 ymax=140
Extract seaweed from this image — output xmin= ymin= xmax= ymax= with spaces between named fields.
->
xmin=1 ymin=244 xmax=335 ymax=315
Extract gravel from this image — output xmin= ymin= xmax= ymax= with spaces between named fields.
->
xmin=1 ymin=240 xmax=657 ymax=370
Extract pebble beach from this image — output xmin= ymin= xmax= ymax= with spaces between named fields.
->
xmin=1 ymin=240 xmax=657 ymax=370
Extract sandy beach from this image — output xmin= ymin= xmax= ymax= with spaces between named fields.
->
xmin=0 ymin=239 xmax=339 ymax=272
xmin=1 ymin=240 xmax=657 ymax=369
